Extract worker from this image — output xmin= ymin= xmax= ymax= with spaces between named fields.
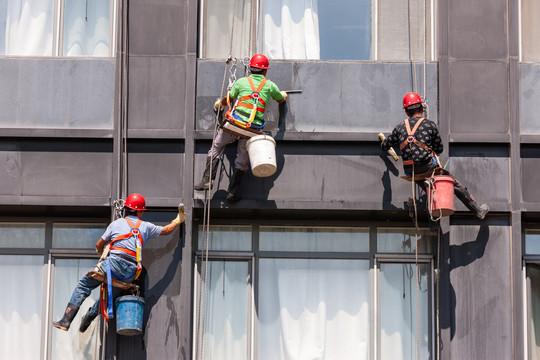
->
xmin=381 ymin=92 xmax=489 ymax=219
xmin=194 ymin=53 xmax=287 ymax=202
xmin=52 ymin=193 xmax=185 ymax=332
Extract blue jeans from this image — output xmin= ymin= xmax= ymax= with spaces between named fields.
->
xmin=68 ymin=255 xmax=137 ymax=316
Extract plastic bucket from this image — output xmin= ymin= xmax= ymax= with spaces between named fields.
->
xmin=246 ymin=135 xmax=277 ymax=177
xmin=428 ymin=175 xmax=455 ymax=217
xmin=115 ymin=295 xmax=145 ymax=336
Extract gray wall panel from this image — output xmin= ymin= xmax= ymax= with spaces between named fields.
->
xmin=0 ymin=140 xmax=112 ymax=204
xmin=449 ymin=224 xmax=512 ymax=359
xmin=522 ymin=158 xmax=540 ymax=203
xmin=128 ymin=56 xmax=186 ymax=130
xmin=129 ymin=0 xmax=188 ymax=56
xmin=195 ymin=145 xmax=414 ymax=209
xmin=449 ymin=156 xmax=510 ymax=211
xmin=520 ymin=63 xmax=540 ymax=134
xmin=127 ymin=142 xmax=184 ymax=204
xmin=448 ymin=0 xmax=508 ymax=60
xmin=448 ymin=61 xmax=509 ymax=135
xmin=195 ymin=60 xmax=438 ymax=134
xmin=0 ymin=59 xmax=114 ymax=129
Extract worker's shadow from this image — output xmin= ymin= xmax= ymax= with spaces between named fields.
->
xmin=439 ymin=223 xmax=489 ymax=346
xmin=114 ymin=225 xmax=183 ymax=357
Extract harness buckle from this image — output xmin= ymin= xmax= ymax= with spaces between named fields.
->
xmin=131 ymin=229 xmax=140 ymax=236
xmin=407 ymin=135 xmax=415 ymax=143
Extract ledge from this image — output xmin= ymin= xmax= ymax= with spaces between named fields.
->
xmin=194 ymin=130 xmax=383 ymax=142
xmin=0 ymin=128 xmax=114 ymax=138
xmin=449 ymin=133 xmax=511 ymax=143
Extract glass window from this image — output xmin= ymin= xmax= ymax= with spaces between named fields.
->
xmin=0 ymin=0 xmax=113 ymax=57
xmin=258 ymin=258 xmax=370 ymax=359
xmin=521 ymin=0 xmax=540 ymax=62
xmin=0 ymin=223 xmax=46 ymax=248
xmin=259 ymin=226 xmax=370 ymax=252
xmin=198 ymin=225 xmax=252 ymax=251
xmin=0 ymin=255 xmax=43 ymax=360
xmin=52 ymin=223 xmax=106 ymax=248
xmin=379 ymin=262 xmax=432 ymax=360
xmin=377 ymin=227 xmax=431 ymax=253
xmin=200 ymin=0 xmax=433 ymax=61
xmin=196 ymin=260 xmax=250 ymax=360
xmin=51 ymin=258 xmax=101 ymax=360
xmin=526 ymin=231 xmax=540 ymax=254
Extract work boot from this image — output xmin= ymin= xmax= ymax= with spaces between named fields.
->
xmin=454 ymin=181 xmax=489 ymax=220
xmin=194 ymin=157 xmax=219 ymax=191
xmin=52 ymin=303 xmax=80 ymax=331
xmin=226 ymin=169 xmax=245 ymax=202
xmin=79 ymin=307 xmax=98 ymax=333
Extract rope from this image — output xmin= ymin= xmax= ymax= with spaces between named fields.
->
xmin=196 ymin=0 xmax=242 ymax=356
xmin=408 ymin=0 xmax=418 ymax=94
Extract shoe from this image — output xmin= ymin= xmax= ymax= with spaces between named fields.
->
xmin=226 ymin=169 xmax=245 ymax=202
xmin=79 ymin=307 xmax=98 ymax=333
xmin=194 ymin=157 xmax=219 ymax=191
xmin=52 ymin=303 xmax=80 ymax=331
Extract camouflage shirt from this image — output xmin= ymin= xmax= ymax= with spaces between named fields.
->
xmin=381 ymin=116 xmax=443 ymax=165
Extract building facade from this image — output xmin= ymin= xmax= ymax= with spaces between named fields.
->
xmin=1 ymin=0 xmax=540 ymax=359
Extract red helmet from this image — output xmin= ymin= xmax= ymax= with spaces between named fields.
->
xmin=403 ymin=92 xmax=423 ymax=109
xmin=124 ymin=193 xmax=146 ymax=211
xmin=249 ymin=54 xmax=270 ymax=69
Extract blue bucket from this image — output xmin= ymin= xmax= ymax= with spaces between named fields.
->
xmin=114 ymin=295 xmax=145 ymax=336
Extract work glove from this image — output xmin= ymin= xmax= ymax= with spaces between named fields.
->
xmin=214 ymin=99 xmax=224 ymax=112
xmin=172 ymin=204 xmax=185 ymax=225
xmin=280 ymin=91 xmax=288 ymax=101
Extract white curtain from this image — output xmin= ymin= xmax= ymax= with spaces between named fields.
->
xmin=379 ymin=263 xmax=431 ymax=360
xmin=52 ymin=259 xmax=101 ymax=360
xmin=63 ymin=0 xmax=111 ymax=56
xmin=198 ymin=261 xmax=249 ymax=360
xmin=263 ymin=0 xmax=320 ymax=60
xmin=203 ymin=0 xmax=252 ymax=58
xmin=0 ymin=0 xmax=53 ymax=55
xmin=528 ymin=266 xmax=540 ymax=359
xmin=0 ymin=255 xmax=43 ymax=360
xmin=258 ymin=259 xmax=370 ymax=360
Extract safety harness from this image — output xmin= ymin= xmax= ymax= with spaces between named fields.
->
xmin=399 ymin=118 xmax=434 ymax=166
xmin=225 ymin=76 xmax=268 ymax=131
xmin=99 ymin=218 xmax=144 ymax=321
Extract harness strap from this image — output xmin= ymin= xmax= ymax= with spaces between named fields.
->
xmin=106 ymin=259 xmax=114 ymax=319
xmin=109 ymin=218 xmax=143 ymax=280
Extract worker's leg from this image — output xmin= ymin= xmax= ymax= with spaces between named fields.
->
xmin=227 ymin=138 xmax=249 ymax=201
xmin=195 ymin=129 xmax=239 ymax=190
xmin=453 ymin=178 xmax=489 ymax=219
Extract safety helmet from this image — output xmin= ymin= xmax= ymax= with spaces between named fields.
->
xmin=124 ymin=193 xmax=146 ymax=211
xmin=249 ymin=54 xmax=270 ymax=69
xmin=403 ymin=92 xmax=423 ymax=109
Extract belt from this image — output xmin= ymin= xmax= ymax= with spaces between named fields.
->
xmin=111 ymin=252 xmax=137 ymax=265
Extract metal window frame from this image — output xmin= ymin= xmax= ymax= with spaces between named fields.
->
xmin=193 ymin=221 xmax=436 ymax=360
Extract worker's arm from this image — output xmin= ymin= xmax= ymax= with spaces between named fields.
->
xmin=160 ymin=206 xmax=186 ymax=235
xmin=277 ymin=91 xmax=287 ymax=104
xmin=95 ymin=238 xmax=107 ymax=255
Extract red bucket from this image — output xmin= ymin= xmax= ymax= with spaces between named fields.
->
xmin=427 ymin=175 xmax=455 ymax=217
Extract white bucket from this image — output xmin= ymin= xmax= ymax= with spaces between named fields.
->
xmin=246 ymin=135 xmax=277 ymax=177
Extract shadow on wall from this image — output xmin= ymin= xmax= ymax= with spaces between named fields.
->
xmin=114 ymin=226 xmax=183 ymax=359
xmin=440 ymin=223 xmax=490 ymax=344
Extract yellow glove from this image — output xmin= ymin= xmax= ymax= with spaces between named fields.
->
xmin=172 ymin=212 xmax=185 ymax=225
xmin=214 ymin=99 xmax=224 ymax=111
xmin=280 ymin=91 xmax=288 ymax=101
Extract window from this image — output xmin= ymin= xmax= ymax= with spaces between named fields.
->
xmin=199 ymin=0 xmax=434 ymax=61
xmin=194 ymin=223 xmax=435 ymax=360
xmin=525 ymin=230 xmax=540 ymax=359
xmin=0 ymin=220 xmax=106 ymax=360
xmin=521 ymin=0 xmax=540 ymax=62
xmin=1 ymin=0 xmax=115 ymax=57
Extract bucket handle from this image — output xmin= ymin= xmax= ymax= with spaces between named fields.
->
xmin=425 ymin=177 xmax=443 ymax=222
